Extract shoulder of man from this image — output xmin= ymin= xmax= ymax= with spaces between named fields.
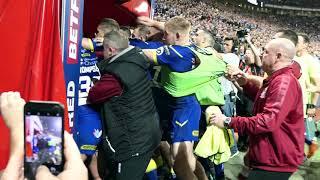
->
xmin=271 ymin=69 xmax=300 ymax=88
xmin=156 ymin=45 xmax=195 ymax=58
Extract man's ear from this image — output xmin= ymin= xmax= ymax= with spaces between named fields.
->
xmin=202 ymin=37 xmax=206 ymax=44
xmin=109 ymin=47 xmax=116 ymax=54
xmin=176 ymin=32 xmax=180 ymax=39
xmin=276 ymin=52 xmax=282 ymax=59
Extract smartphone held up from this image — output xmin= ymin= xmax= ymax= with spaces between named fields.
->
xmin=24 ymin=101 xmax=64 ymax=180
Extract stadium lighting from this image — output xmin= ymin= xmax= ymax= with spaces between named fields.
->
xmin=135 ymin=1 xmax=149 ymax=13
xmin=247 ymin=0 xmax=258 ymax=6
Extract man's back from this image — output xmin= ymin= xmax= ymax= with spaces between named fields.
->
xmin=98 ymin=47 xmax=161 ymax=161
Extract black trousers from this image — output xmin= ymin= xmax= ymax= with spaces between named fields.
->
xmin=247 ymin=169 xmax=292 ymax=180
xmin=99 ymin=151 xmax=153 ymax=180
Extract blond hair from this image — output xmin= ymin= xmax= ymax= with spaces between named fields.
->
xmin=165 ymin=16 xmax=191 ymax=35
xmin=98 ymin=18 xmax=120 ymax=34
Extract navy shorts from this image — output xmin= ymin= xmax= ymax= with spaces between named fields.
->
xmin=74 ymin=105 xmax=102 ymax=155
xmin=170 ymin=101 xmax=201 ymax=143
xmin=154 ymin=88 xmax=201 ymax=143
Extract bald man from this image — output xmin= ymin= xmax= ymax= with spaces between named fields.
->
xmin=193 ymin=30 xmax=214 ymax=48
xmin=193 ymin=29 xmax=223 ymax=59
xmin=209 ymin=38 xmax=305 ymax=179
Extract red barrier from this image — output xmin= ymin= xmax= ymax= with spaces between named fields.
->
xmin=83 ymin=0 xmax=151 ymax=37
xmin=0 ymin=0 xmax=68 ymax=169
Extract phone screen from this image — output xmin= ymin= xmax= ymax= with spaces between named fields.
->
xmin=24 ymin=102 xmax=64 ymax=179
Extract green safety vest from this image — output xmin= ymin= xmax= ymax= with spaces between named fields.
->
xmin=161 ymin=47 xmax=226 ymax=105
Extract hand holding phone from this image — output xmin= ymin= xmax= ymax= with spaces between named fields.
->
xmin=36 ymin=132 xmax=88 ymax=180
xmin=24 ymin=101 xmax=65 ymax=180
xmin=0 ymin=93 xmax=87 ymax=180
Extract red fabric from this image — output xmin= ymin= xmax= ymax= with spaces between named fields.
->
xmin=242 ymin=80 xmax=261 ymax=101
xmin=22 ymin=0 xmax=68 ymax=125
xmin=83 ymin=0 xmax=151 ymax=37
xmin=291 ymin=60 xmax=302 ymax=79
xmin=121 ymin=0 xmax=151 ymax=17
xmin=0 ymin=0 xmax=30 ymax=169
xmin=230 ymin=67 xmax=305 ymax=172
xmin=88 ymin=74 xmax=123 ymax=104
xmin=0 ymin=0 xmax=68 ymax=169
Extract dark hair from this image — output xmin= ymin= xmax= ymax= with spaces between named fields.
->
xmin=224 ymin=36 xmax=236 ymax=43
xmin=224 ymin=36 xmax=237 ymax=52
xmin=298 ymin=33 xmax=310 ymax=44
xmin=276 ymin=29 xmax=298 ymax=46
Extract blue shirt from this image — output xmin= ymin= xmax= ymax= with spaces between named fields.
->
xmin=129 ymin=39 xmax=165 ymax=80
xmin=155 ymin=45 xmax=198 ymax=104
xmin=156 ymin=45 xmax=196 ymax=72
xmin=91 ymin=39 xmax=103 ymax=52
xmin=129 ymin=38 xmax=164 ymax=49
xmin=78 ymin=41 xmax=100 ymax=106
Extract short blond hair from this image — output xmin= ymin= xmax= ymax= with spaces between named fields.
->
xmin=165 ymin=16 xmax=191 ymax=35
xmin=98 ymin=18 xmax=120 ymax=34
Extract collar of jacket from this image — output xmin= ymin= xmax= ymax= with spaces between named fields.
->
xmin=108 ymin=45 xmax=135 ymax=64
xmin=263 ymin=66 xmax=292 ymax=86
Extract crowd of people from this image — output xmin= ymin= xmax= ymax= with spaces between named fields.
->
xmin=1 ymin=0 xmax=320 ymax=180
xmin=266 ymin=0 xmax=320 ymax=8
xmin=154 ymin=0 xmax=320 ymax=58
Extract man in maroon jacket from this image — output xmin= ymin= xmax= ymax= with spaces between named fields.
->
xmin=209 ymin=38 xmax=305 ymax=180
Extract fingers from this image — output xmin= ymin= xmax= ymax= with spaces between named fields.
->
xmin=226 ymin=65 xmax=242 ymax=76
xmin=0 ymin=91 xmax=25 ymax=108
xmin=0 ymin=92 xmax=25 ymax=130
xmin=137 ymin=16 xmax=149 ymax=21
xmin=306 ymin=89 xmax=313 ymax=93
xmin=225 ymin=65 xmax=247 ymax=83
xmin=205 ymin=106 xmax=222 ymax=124
xmin=207 ymin=113 xmax=225 ymax=125
xmin=36 ymin=166 xmax=57 ymax=180
xmin=63 ymin=132 xmax=84 ymax=170
xmin=208 ymin=115 xmax=216 ymax=125
xmin=59 ymin=132 xmax=88 ymax=179
xmin=137 ymin=16 xmax=153 ymax=26
xmin=7 ymin=92 xmax=19 ymax=104
xmin=0 ymin=92 xmax=8 ymax=109
xmin=306 ymin=87 xmax=319 ymax=93
xmin=94 ymin=37 xmax=104 ymax=43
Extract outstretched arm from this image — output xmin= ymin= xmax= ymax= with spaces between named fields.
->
xmin=137 ymin=16 xmax=165 ymax=31
xmin=0 ymin=92 xmax=25 ymax=180
xmin=225 ymin=65 xmax=264 ymax=100
xmin=142 ymin=49 xmax=159 ymax=65
xmin=245 ymin=35 xmax=262 ymax=67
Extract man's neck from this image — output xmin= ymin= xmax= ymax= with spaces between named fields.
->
xmin=108 ymin=46 xmax=134 ymax=64
xmin=269 ymin=62 xmax=291 ymax=75
xmin=175 ymin=39 xmax=190 ymax=46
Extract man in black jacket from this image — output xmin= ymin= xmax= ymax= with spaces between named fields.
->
xmin=88 ymin=30 xmax=161 ymax=180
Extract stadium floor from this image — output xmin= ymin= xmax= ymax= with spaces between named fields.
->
xmin=224 ymin=143 xmax=320 ymax=180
